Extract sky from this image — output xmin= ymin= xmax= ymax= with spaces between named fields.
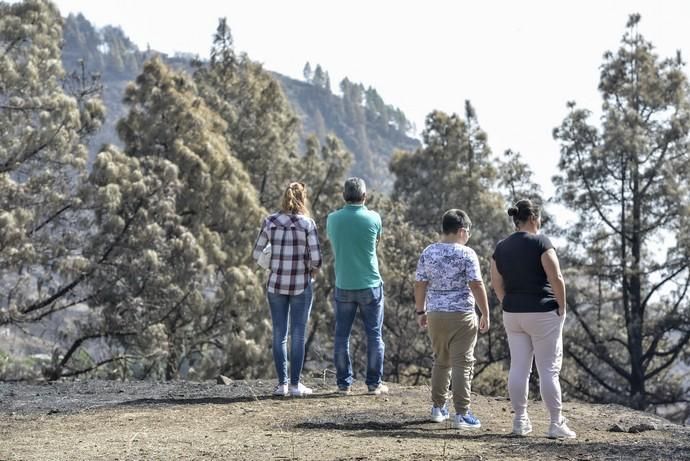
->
xmin=51 ymin=0 xmax=690 ymax=200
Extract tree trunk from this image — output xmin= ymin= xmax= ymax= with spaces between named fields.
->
xmin=629 ymin=159 xmax=645 ymax=409
xmin=165 ymin=327 xmax=179 ymax=381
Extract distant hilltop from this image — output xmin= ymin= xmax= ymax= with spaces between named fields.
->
xmin=61 ymin=12 xmax=420 ymax=192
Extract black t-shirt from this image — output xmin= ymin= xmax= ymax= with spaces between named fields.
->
xmin=492 ymin=232 xmax=558 ymax=312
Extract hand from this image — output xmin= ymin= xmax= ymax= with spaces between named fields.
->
xmin=478 ymin=315 xmax=490 ymax=333
xmin=416 ymin=313 xmax=428 ymax=329
xmin=558 ymin=305 xmax=566 ymax=317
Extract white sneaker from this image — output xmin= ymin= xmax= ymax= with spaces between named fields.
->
xmin=512 ymin=415 xmax=533 ymax=436
xmin=548 ymin=417 xmax=576 ymax=439
xmin=430 ymin=404 xmax=450 ymax=423
xmin=273 ymin=384 xmax=288 ymax=396
xmin=289 ymin=383 xmax=313 ymax=397
xmin=368 ymin=383 xmax=389 ymax=395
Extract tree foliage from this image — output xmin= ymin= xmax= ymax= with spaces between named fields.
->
xmin=0 ymin=0 xmax=104 ymax=327
xmin=87 ymin=58 xmax=268 ymax=379
xmin=193 ymin=18 xmax=300 ymax=209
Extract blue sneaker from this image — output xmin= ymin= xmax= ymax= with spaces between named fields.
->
xmin=430 ymin=404 xmax=450 ymax=423
xmin=454 ymin=410 xmax=481 ymax=429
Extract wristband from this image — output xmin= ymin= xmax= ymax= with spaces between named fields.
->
xmin=415 ymin=310 xmax=427 ymax=316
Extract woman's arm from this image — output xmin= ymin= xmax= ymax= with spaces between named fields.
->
xmin=490 ymin=258 xmax=505 ymax=304
xmin=251 ymin=220 xmax=269 ymax=263
xmin=541 ymin=248 xmax=566 ymax=315
xmin=469 ymin=280 xmax=490 ymax=333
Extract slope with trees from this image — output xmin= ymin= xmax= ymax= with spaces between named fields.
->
xmin=2 ymin=0 xmax=689 ymax=423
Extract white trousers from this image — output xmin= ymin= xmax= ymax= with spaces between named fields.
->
xmin=503 ymin=311 xmax=565 ymax=423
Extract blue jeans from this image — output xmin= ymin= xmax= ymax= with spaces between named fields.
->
xmin=333 ymin=284 xmax=385 ymax=388
xmin=267 ymin=283 xmax=313 ymax=386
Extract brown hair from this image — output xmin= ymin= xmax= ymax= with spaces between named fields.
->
xmin=281 ymin=182 xmax=310 ymax=216
xmin=507 ymin=199 xmax=540 ymax=227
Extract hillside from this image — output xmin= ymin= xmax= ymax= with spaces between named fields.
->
xmin=275 ymin=73 xmax=421 ymax=191
xmin=61 ymin=13 xmax=420 ymax=191
xmin=1 ymin=380 xmax=688 ymax=460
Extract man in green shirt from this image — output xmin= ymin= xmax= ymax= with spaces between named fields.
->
xmin=327 ymin=177 xmax=387 ymax=395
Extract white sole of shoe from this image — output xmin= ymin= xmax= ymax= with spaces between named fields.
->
xmin=430 ymin=416 xmax=449 ymax=423
xmin=547 ymin=433 xmax=576 ymax=439
xmin=454 ymin=422 xmax=481 ymax=430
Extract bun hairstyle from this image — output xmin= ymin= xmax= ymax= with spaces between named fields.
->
xmin=508 ymin=199 xmax=540 ymax=226
xmin=281 ymin=182 xmax=310 ymax=217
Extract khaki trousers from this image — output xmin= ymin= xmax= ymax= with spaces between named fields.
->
xmin=427 ymin=311 xmax=478 ymax=413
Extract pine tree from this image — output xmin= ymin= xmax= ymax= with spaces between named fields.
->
xmin=390 ymin=108 xmax=507 ymax=255
xmin=88 ymin=58 xmax=268 ymax=380
xmin=497 ymin=149 xmax=542 ymax=203
xmin=303 ymin=61 xmax=313 ymax=82
xmin=554 ymin=14 xmax=690 ymax=409
xmin=193 ymin=18 xmax=300 ymax=209
xmin=0 ymin=0 xmax=104 ymax=328
xmin=312 ymin=64 xmax=327 ymax=89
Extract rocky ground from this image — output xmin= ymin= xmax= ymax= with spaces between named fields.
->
xmin=1 ymin=379 xmax=688 ymax=460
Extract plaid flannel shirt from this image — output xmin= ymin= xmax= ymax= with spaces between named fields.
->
xmin=252 ymin=212 xmax=322 ymax=294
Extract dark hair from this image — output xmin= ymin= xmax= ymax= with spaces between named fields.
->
xmin=442 ymin=209 xmax=472 ymax=234
xmin=343 ymin=177 xmax=366 ymax=203
xmin=507 ymin=199 xmax=540 ymax=226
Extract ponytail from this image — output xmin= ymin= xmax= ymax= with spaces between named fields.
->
xmin=508 ymin=199 xmax=540 ymax=226
xmin=280 ymin=182 xmax=310 ymax=217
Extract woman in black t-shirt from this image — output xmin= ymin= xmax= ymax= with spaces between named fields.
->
xmin=491 ymin=199 xmax=576 ymax=439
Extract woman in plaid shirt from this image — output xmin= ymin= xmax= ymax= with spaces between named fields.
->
xmin=252 ymin=182 xmax=322 ymax=397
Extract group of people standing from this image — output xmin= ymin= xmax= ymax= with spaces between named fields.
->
xmin=252 ymin=177 xmax=576 ymax=439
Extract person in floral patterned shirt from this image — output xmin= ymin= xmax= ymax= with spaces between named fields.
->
xmin=414 ymin=209 xmax=490 ymax=429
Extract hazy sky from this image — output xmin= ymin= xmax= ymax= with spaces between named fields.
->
xmin=51 ymin=0 xmax=690 ymax=198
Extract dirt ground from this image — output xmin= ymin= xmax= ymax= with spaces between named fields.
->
xmin=1 ymin=379 xmax=688 ymax=461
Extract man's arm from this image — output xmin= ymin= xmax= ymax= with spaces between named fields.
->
xmin=414 ymin=281 xmax=428 ymax=329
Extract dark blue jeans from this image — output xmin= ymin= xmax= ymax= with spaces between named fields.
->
xmin=333 ymin=284 xmax=385 ymax=388
xmin=267 ymin=282 xmax=313 ymax=386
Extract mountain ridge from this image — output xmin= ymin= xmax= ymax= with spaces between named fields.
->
xmin=61 ymin=13 xmax=421 ymax=191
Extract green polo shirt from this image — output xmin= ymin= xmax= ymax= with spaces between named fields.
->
xmin=326 ymin=204 xmax=383 ymax=290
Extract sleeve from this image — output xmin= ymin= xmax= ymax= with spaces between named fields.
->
xmin=492 ymin=238 xmax=505 ymax=261
xmin=538 ymin=234 xmax=555 ymax=254
xmin=375 ymin=212 xmax=383 ymax=238
xmin=465 ymin=248 xmax=482 ymax=282
xmin=251 ymin=218 xmax=269 ymax=262
xmin=415 ymin=251 xmax=429 ymax=282
xmin=307 ymin=220 xmax=322 ymax=269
